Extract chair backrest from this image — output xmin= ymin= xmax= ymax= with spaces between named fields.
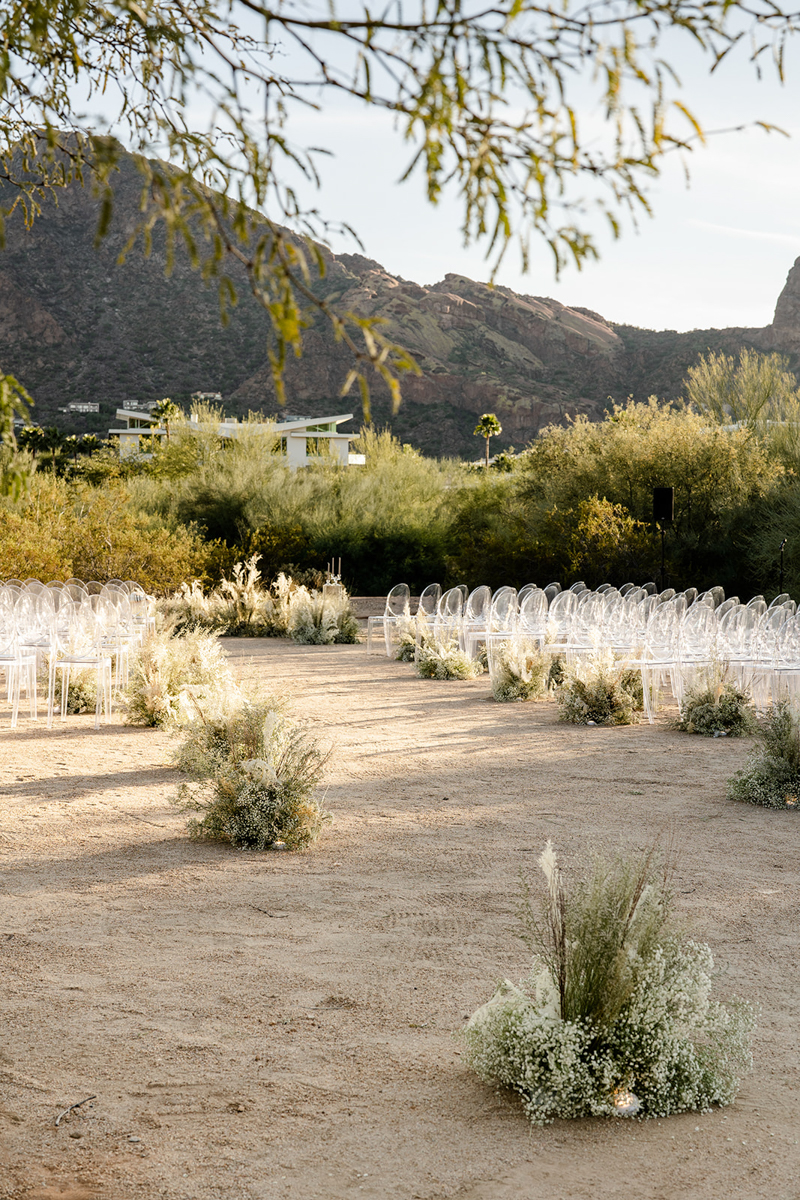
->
xmin=718 ymin=604 xmax=753 ymax=656
xmin=709 ymin=585 xmax=725 ymax=608
xmin=618 ymin=583 xmax=636 ymax=596
xmin=437 ymin=587 xmax=464 ymax=621
xmin=657 ymin=588 xmax=676 ymax=603
xmin=569 ymin=580 xmax=587 ymax=594
xmin=775 ymin=613 xmax=800 ymax=665
xmin=517 ymin=583 xmax=537 ymax=604
xmin=543 ymin=582 xmax=561 ymax=604
xmin=716 ymin=597 xmax=738 ymax=618
xmin=756 ymin=605 xmax=790 ymax=655
xmin=464 ymin=585 xmax=491 ymax=625
xmin=681 ymin=602 xmax=718 ymax=657
xmin=641 ymin=582 xmax=657 ymax=595
xmin=547 ymin=589 xmax=577 ymax=642
xmin=595 ymin=583 xmax=613 ymax=594
xmin=769 ymin=593 xmax=791 ymax=609
xmin=385 ymin=583 xmax=411 ymax=618
xmin=781 ymin=599 xmax=797 ymax=615
xmin=490 ymin=587 xmax=518 ymax=632
xmin=747 ymin=594 xmax=765 ymax=609
xmin=417 ymin=584 xmax=441 ymax=617
xmin=518 ymin=588 xmax=548 ymax=636
xmin=645 ymin=602 xmax=679 ymax=657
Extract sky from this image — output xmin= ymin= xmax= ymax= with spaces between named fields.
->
xmin=73 ymin=5 xmax=800 ymax=334
xmin=279 ymin=33 xmax=800 ymax=333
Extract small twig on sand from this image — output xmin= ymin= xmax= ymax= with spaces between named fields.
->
xmin=55 ymin=1094 xmax=96 ymax=1126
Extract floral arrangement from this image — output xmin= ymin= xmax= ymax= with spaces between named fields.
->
xmin=124 ymin=624 xmax=235 ymax=727
xmin=394 ymin=616 xmax=419 ymax=662
xmin=557 ymin=650 xmax=643 ymax=726
xmin=463 ymin=842 xmax=754 ymax=1124
xmin=160 ymin=557 xmax=358 ymax=642
xmin=174 ymin=694 xmax=330 ymax=849
xmin=676 ymin=680 xmax=757 ymax=737
xmin=728 ymin=701 xmax=800 ymax=809
xmin=489 ymin=638 xmax=550 ymax=702
xmin=416 ymin=639 xmax=483 ymax=680
xmin=288 ymin=585 xmax=360 ymax=645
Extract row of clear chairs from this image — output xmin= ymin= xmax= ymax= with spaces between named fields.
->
xmin=372 ymin=579 xmax=799 ymax=721
xmin=0 ymin=577 xmax=154 ymax=730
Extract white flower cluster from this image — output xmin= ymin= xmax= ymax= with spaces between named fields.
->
xmin=465 ymin=940 xmax=754 ymax=1124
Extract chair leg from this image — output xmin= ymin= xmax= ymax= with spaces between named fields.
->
xmin=61 ymin=664 xmax=70 ymax=722
xmin=10 ymin=664 xmax=20 ymax=730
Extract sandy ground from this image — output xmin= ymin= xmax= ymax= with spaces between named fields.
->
xmin=1 ymin=639 xmax=799 ymax=1200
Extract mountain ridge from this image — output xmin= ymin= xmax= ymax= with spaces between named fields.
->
xmin=0 ymin=147 xmax=796 ymax=457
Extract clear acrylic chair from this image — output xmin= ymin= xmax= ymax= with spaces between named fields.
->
xmin=461 ymin=586 xmax=491 ymax=655
xmin=47 ymin=603 xmax=113 ymax=730
xmin=368 ymin=583 xmax=410 ymax=655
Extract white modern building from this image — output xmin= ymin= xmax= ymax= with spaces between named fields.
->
xmin=109 ymin=409 xmax=365 ymax=468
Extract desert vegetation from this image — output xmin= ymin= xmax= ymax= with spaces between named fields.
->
xmin=3 ymin=354 xmax=800 ymax=599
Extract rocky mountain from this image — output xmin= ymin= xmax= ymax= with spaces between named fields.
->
xmin=0 ymin=147 xmax=797 ymax=458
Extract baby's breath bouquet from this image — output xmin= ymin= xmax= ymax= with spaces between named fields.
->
xmin=489 ymin=638 xmax=550 ymax=702
xmin=557 ymin=649 xmax=643 ymax=726
xmin=175 ymin=696 xmax=330 ymax=850
xmin=416 ymin=639 xmax=483 ymax=680
xmin=728 ymin=701 xmax=800 ymax=809
xmin=464 ymin=842 xmax=754 ymax=1124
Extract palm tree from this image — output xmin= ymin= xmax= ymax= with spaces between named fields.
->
xmin=151 ymin=397 xmax=182 ymax=442
xmin=474 ymin=413 xmax=502 ymax=468
xmin=42 ymin=426 xmax=63 ymax=469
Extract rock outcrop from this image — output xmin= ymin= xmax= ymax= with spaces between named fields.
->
xmin=761 ymin=257 xmax=800 ymax=352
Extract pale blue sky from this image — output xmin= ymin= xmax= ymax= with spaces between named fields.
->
xmin=74 ymin=7 xmax=800 ymax=333
xmin=283 ymin=37 xmax=800 ymax=332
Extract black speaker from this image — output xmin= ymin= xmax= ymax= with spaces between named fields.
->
xmin=653 ymin=487 xmax=674 ymax=524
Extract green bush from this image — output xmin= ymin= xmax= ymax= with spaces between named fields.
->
xmin=728 ymin=702 xmax=800 ymax=809
xmin=463 ymin=842 xmax=755 ymax=1124
xmin=175 ymin=696 xmax=330 ymax=850
xmin=557 ymin=653 xmax=643 ymax=726
xmin=676 ymin=683 xmax=757 ymax=737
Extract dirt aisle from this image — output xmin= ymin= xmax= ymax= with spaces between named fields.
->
xmin=0 ymin=639 xmax=798 ymax=1200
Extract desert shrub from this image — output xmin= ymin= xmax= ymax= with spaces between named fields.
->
xmin=728 ymin=702 xmax=800 ymax=809
xmin=416 ymin=640 xmax=483 ymax=680
xmin=125 ymin=625 xmax=234 ymax=727
xmin=490 ymin=639 xmax=550 ymax=702
xmin=288 ymin=585 xmax=360 ymax=645
xmin=0 ymin=473 xmax=208 ymax=593
xmin=677 ymin=682 xmax=757 ymax=737
xmin=463 ymin=842 xmax=755 ymax=1124
xmin=175 ymin=695 xmax=330 ymax=850
xmin=557 ymin=652 xmax=643 ymax=726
